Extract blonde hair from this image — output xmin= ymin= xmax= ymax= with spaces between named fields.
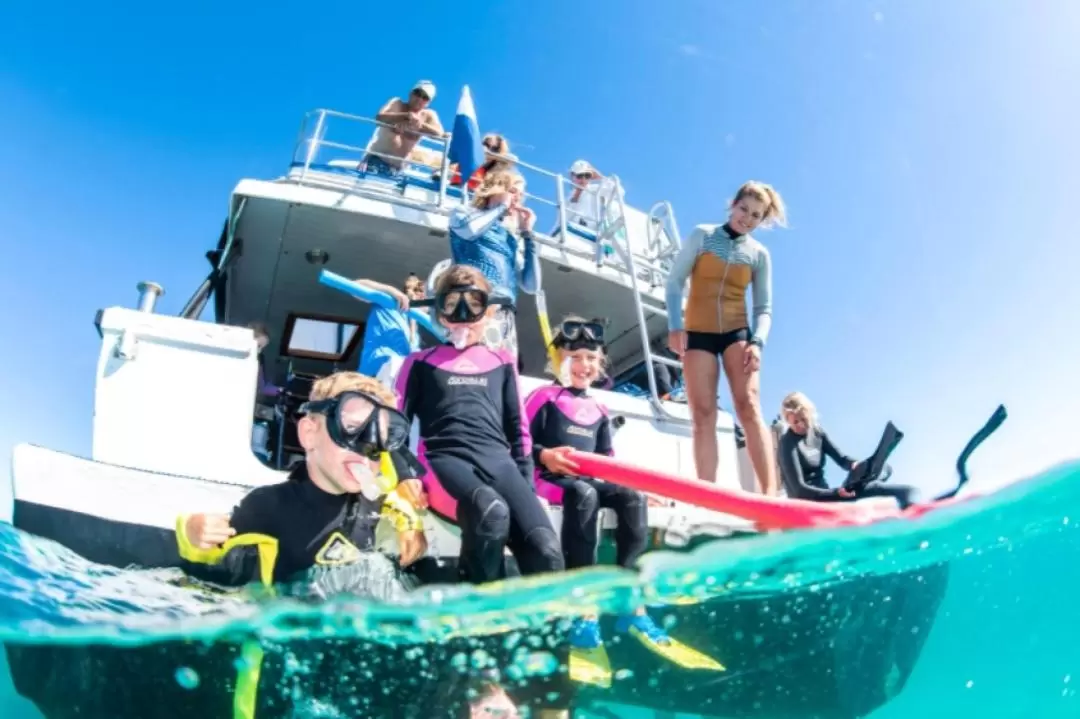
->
xmin=472 ymin=169 xmax=521 ymax=208
xmin=780 ymin=391 xmax=818 ymax=429
xmin=732 ymin=181 xmax=788 ymax=229
xmin=433 ymin=263 xmax=491 ymax=295
xmin=310 ymin=371 xmax=396 ymax=406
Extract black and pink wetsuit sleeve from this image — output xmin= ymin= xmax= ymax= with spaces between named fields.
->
xmin=502 ymin=359 xmax=534 ymax=483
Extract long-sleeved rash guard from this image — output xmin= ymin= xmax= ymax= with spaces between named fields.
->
xmin=664 ymin=223 xmax=772 ymax=345
xmin=448 ymin=203 xmax=540 ymax=305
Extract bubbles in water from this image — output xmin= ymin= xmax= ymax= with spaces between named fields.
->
xmin=450 ymin=652 xmax=469 ymax=672
xmin=965 ymin=680 xmax=975 ymax=689
xmin=174 ymin=666 xmax=199 ymax=690
xmin=614 ymin=668 xmax=634 ymax=681
xmin=519 ymin=650 xmax=559 ymax=677
xmin=470 ymin=648 xmax=494 ymax=669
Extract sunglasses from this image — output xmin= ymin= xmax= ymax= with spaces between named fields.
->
xmin=412 ymin=90 xmax=431 ymax=101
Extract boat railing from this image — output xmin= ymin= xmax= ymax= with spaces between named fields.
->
xmin=286 ymin=109 xmax=682 ymax=275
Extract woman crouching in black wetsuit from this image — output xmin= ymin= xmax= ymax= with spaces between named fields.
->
xmin=777 ymin=392 xmax=917 ymax=508
xmin=524 ymin=316 xmax=672 ymax=651
xmin=395 ymin=264 xmax=564 ymax=584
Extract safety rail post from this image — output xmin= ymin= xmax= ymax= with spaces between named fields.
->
xmin=299 ymin=110 xmax=327 ymax=185
xmin=436 ymin=133 xmax=451 ymax=208
xmin=555 ymin=174 xmax=568 ymax=245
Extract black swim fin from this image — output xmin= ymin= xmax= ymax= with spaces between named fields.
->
xmin=844 ymin=422 xmax=904 ymax=490
xmin=935 ymin=404 xmax=1008 ymax=501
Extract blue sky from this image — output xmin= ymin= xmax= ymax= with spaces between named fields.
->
xmin=0 ymin=0 xmax=1077 ymax=507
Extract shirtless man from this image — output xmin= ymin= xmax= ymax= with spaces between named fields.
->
xmin=363 ymin=80 xmax=445 ymax=177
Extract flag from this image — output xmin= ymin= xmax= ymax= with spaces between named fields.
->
xmin=447 ymin=85 xmax=484 ymax=184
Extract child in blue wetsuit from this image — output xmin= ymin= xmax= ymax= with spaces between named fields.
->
xmin=447 ymin=169 xmax=540 ymax=358
xmin=524 ymin=317 xmax=671 ymax=651
xmin=395 ymin=263 xmax=563 ymax=584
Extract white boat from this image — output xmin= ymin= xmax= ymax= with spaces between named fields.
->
xmin=3 ymin=108 xmax=947 ymax=719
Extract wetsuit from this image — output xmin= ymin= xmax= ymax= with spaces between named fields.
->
xmin=525 ymin=383 xmax=647 ymax=570
xmin=664 ymin=222 xmax=772 ymax=356
xmin=177 ymin=454 xmax=425 ymax=588
xmin=175 ymin=455 xmax=426 ymax=719
xmin=396 ymin=343 xmax=563 ymax=583
xmin=447 ymin=203 xmax=541 ymax=356
xmin=778 ymin=427 xmax=916 ymax=507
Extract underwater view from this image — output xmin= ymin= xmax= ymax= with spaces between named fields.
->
xmin=2 ymin=460 xmax=1078 ymax=718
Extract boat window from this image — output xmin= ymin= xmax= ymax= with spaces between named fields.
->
xmin=281 ymin=313 xmax=363 ymax=361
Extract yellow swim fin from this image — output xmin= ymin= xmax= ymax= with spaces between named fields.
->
xmin=627 ymin=627 xmax=725 ymax=672
xmin=570 ymin=645 xmax=613 ymax=688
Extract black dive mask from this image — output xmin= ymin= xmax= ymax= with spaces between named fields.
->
xmin=414 ymin=285 xmax=511 ymax=324
xmin=552 ymin=319 xmax=606 ymax=351
xmin=298 ymin=392 xmax=409 ymax=459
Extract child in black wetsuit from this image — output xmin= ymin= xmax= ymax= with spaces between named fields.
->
xmin=524 ymin=317 xmax=671 ymax=651
xmin=396 ymin=263 xmax=564 ymax=584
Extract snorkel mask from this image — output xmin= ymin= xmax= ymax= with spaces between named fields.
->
xmin=551 ymin=319 xmax=606 ymax=352
xmin=414 ymin=285 xmax=513 ymax=348
xmin=298 ymin=392 xmax=411 ymax=500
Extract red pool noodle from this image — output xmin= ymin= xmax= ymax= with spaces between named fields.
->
xmin=566 ymin=450 xmax=903 ymax=530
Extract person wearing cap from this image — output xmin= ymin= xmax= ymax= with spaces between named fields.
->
xmin=553 ymin=159 xmax=625 ymax=237
xmin=363 ymin=80 xmax=445 ymax=177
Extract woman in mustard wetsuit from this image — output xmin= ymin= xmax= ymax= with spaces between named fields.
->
xmin=664 ymin=181 xmax=786 ymax=494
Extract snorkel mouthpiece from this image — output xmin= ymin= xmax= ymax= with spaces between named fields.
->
xmin=450 ymin=326 xmax=471 ymax=349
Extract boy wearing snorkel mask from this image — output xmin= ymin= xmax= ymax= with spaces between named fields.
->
xmin=177 ymin=372 xmax=429 ymax=588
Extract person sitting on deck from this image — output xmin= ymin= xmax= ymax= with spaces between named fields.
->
xmin=447 ymin=169 xmax=540 ymax=358
xmin=664 ymin=180 xmax=786 ymax=494
xmin=362 ymin=80 xmax=445 ymax=178
xmin=352 ymin=272 xmax=427 ymax=387
xmin=396 ymin=264 xmax=564 ymax=585
xmin=777 ymin=392 xmax=918 ymax=508
xmin=435 ymin=132 xmax=519 ymax=190
xmin=176 ymin=372 xmax=431 ymax=591
xmin=524 ymin=316 xmax=675 ymax=653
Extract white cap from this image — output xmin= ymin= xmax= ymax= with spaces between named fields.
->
xmin=570 ymin=159 xmax=593 ymax=175
xmin=412 ymin=80 xmax=436 ymax=101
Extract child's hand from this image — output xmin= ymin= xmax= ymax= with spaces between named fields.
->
xmin=396 ymin=479 xmax=429 ymax=511
xmin=185 ymin=513 xmax=235 ymax=549
xmin=397 ymin=529 xmax=427 ymax=567
xmin=540 ymin=446 xmax=580 ymax=476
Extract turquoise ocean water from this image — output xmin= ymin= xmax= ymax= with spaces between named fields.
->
xmin=1 ymin=461 xmax=1078 ymax=718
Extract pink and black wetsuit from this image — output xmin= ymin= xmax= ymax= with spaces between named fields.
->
xmin=396 ymin=344 xmax=563 ymax=583
xmin=524 ymin=383 xmax=647 ymax=570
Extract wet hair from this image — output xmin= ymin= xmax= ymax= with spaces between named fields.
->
xmin=310 ymin=371 xmax=396 ymax=406
xmin=432 ymin=669 xmax=512 ymax=719
xmin=433 ymin=264 xmax=491 ymax=296
xmin=731 ymin=181 xmax=788 ymax=229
